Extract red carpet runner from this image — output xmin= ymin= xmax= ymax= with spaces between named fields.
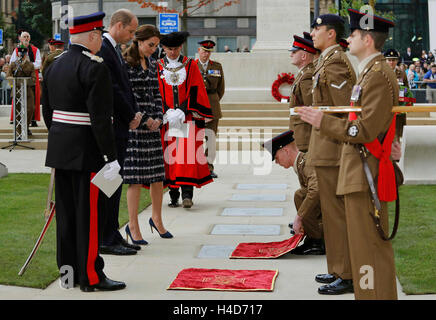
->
xmin=230 ymin=234 xmax=305 ymax=259
xmin=168 ymin=268 xmax=278 ymax=291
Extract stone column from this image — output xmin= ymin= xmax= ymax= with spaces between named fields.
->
xmin=252 ymin=0 xmax=310 ymax=52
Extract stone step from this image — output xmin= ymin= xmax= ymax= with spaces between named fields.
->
xmin=220 ymin=102 xmax=288 ymax=110
xmin=220 ymin=117 xmax=289 ymax=127
xmin=407 ymin=118 xmax=436 ymax=125
xmin=0 ymin=132 xmax=48 ymax=139
xmin=222 ymin=109 xmax=289 ymax=117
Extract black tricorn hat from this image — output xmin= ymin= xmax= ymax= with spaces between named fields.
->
xmin=161 ymin=31 xmax=190 ymax=48
xmin=262 ymin=130 xmax=295 ymax=161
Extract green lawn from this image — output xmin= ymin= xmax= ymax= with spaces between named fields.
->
xmin=0 ymin=173 xmax=151 ymax=289
xmin=389 ymin=185 xmax=436 ymax=295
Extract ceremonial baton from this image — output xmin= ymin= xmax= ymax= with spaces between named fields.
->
xmin=18 ymin=169 xmax=56 ymax=276
xmin=292 ymin=105 xmax=436 ymax=115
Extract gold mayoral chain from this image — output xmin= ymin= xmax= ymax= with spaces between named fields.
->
xmin=159 ymin=59 xmax=190 ymax=86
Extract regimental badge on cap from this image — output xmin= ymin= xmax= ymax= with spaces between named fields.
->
xmin=198 ymin=40 xmax=216 ymax=52
xmin=317 ymin=18 xmax=322 ymax=25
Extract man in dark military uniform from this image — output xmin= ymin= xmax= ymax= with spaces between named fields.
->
xmin=42 ymin=12 xmax=126 ymax=292
xmin=41 ymin=39 xmax=65 ymax=76
xmin=196 ymin=40 xmax=225 ymax=178
xmin=307 ymin=14 xmax=357 ymax=295
xmin=299 ymin=8 xmax=399 ymax=300
xmin=263 ymin=130 xmax=324 ymax=255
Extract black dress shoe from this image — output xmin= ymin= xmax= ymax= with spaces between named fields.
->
xmin=80 ymin=277 xmax=126 ymax=292
xmin=182 ymin=198 xmax=193 ymax=208
xmin=210 ymin=171 xmax=218 ymax=178
xmin=119 ymin=238 xmax=141 ymax=251
xmin=31 ymin=120 xmax=38 ymax=127
xmin=99 ymin=244 xmax=137 ymax=255
xmin=291 ymin=238 xmax=325 ymax=255
xmin=168 ymin=200 xmax=180 ymax=208
xmin=315 ymin=273 xmax=337 ymax=284
xmin=318 ymin=278 xmax=354 ymax=295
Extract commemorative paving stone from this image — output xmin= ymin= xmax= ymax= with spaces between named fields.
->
xmin=229 ymin=194 xmax=286 ymax=202
xmin=211 ymin=224 xmax=281 ymax=235
xmin=221 ymin=207 xmax=284 ymax=216
xmin=236 ymin=183 xmax=288 ymax=190
xmin=197 ymin=245 xmax=236 ymax=258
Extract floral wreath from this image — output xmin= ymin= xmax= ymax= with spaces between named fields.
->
xmin=271 ymin=73 xmax=295 ymax=102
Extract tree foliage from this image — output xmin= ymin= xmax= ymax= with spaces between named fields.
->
xmin=329 ymin=0 xmax=395 ymax=21
xmin=14 ymin=0 xmax=52 ymax=48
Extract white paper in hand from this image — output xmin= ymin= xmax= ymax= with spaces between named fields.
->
xmin=91 ymin=164 xmax=123 ymax=198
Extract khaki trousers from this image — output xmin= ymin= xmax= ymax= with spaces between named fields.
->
xmin=315 ymin=166 xmax=352 ymax=280
xmin=205 ymin=119 xmax=219 ymax=172
xmin=344 ymin=191 xmax=398 ymax=300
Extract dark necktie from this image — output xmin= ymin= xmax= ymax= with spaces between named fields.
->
xmin=115 ymin=45 xmax=124 ymax=65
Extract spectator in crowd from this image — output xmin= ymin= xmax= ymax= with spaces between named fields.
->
xmin=5 ymin=54 xmax=11 ymax=64
xmin=122 ymin=24 xmax=173 ymax=242
xmin=224 ymin=45 xmax=232 ymax=53
xmin=420 ymin=50 xmax=428 ymax=65
xmin=423 ymin=62 xmax=429 ymax=73
xmin=1 ymin=64 xmax=11 ymax=104
xmin=243 ymin=46 xmax=250 ymax=52
xmin=403 ymin=47 xmax=413 ymax=65
xmin=415 ymin=65 xmax=425 ymax=86
xmin=427 ymin=51 xmax=435 ymax=64
xmin=423 ymin=63 xmax=436 ymax=103
xmin=399 ymin=63 xmax=407 ymax=73
xmin=406 ymin=64 xmax=419 ymax=88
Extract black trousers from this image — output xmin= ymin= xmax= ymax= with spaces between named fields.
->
xmin=55 ymin=169 xmax=106 ymax=287
xmin=102 ymin=135 xmax=127 ymax=246
xmin=169 ymin=185 xmax=194 ymax=201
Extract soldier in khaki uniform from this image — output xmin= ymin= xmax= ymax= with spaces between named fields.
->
xmin=384 ymin=49 xmax=409 ymax=140
xmin=299 ymin=8 xmax=398 ymax=300
xmin=288 ymin=35 xmax=316 ymax=152
xmin=196 ymin=40 xmax=225 ymax=178
xmin=306 ymin=14 xmax=357 ymax=295
xmin=41 ymin=39 xmax=65 ymax=76
xmin=263 ymin=130 xmax=324 ymax=254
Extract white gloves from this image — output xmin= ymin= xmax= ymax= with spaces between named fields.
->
xmin=104 ymin=160 xmax=121 ymax=181
xmin=164 ymin=108 xmax=185 ymax=129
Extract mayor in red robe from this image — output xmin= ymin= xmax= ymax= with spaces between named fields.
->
xmin=157 ymin=31 xmax=213 ymax=209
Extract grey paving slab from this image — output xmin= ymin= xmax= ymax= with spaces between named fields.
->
xmin=197 ymin=245 xmax=236 ymax=258
xmin=221 ymin=207 xmax=283 ymax=216
xmin=236 ymin=183 xmax=288 ymax=190
xmin=210 ymin=224 xmax=281 ymax=235
xmin=229 ymin=194 xmax=286 ymax=202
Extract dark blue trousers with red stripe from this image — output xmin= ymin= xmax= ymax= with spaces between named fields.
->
xmin=55 ymin=169 xmax=106 ymax=287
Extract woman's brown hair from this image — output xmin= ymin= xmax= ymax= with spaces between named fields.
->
xmin=124 ymin=24 xmax=161 ymax=67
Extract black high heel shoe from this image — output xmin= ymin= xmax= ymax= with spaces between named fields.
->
xmin=125 ymin=225 xmax=148 ymax=245
xmin=149 ymin=218 xmax=173 ymax=238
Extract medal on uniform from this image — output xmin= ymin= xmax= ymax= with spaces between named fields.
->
xmin=350 ymin=85 xmax=361 ymax=102
xmin=399 ymin=88 xmax=405 ymax=99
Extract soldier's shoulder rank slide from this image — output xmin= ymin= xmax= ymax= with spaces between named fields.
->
xmin=82 ymin=51 xmax=103 ymax=63
xmin=208 ymin=69 xmax=221 ymax=77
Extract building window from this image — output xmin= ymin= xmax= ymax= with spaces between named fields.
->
xmin=187 ymin=36 xmax=203 ymax=58
xmin=217 ymin=37 xmax=237 ymax=52
xmin=139 ymin=17 xmax=157 ymax=27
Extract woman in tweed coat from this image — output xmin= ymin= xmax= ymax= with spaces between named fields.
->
xmin=123 ymin=25 xmax=172 ymax=244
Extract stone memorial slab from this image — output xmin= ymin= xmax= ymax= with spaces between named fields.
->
xmin=236 ymin=184 xmax=288 ymax=190
xmin=230 ymin=194 xmax=286 ymax=202
xmin=221 ymin=207 xmax=283 ymax=216
xmin=197 ymin=245 xmax=236 ymax=259
xmin=211 ymin=224 xmax=281 ymax=235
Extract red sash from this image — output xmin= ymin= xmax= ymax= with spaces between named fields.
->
xmin=348 ymin=107 xmax=397 ymax=201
